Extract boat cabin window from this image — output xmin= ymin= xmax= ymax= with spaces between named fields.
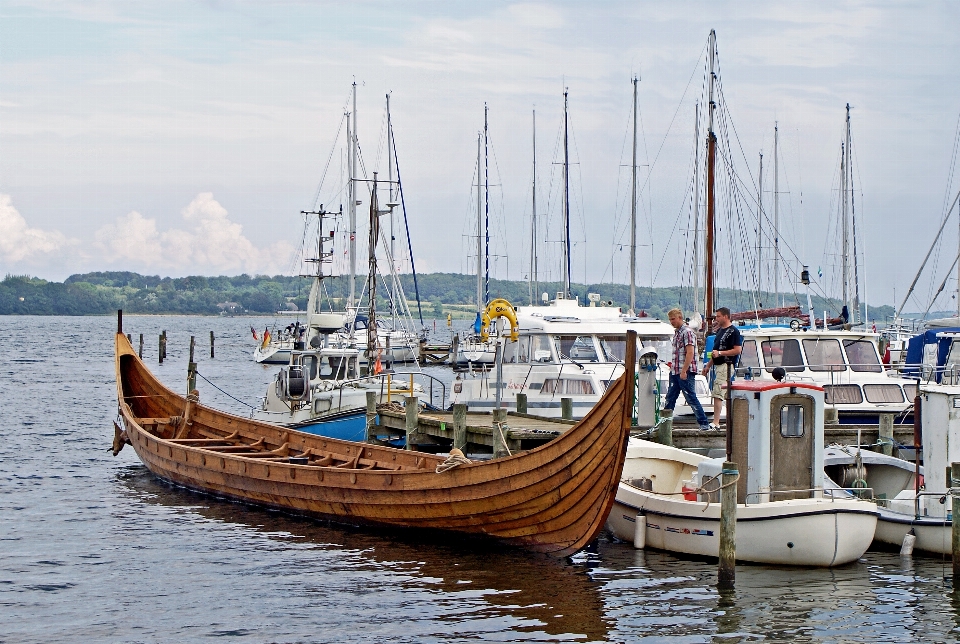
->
xmin=946 ymin=339 xmax=960 ymax=370
xmin=530 ymin=335 xmax=554 ymax=363
xmin=904 ymin=383 xmax=918 ymax=401
xmin=824 ymin=384 xmax=863 ymax=404
xmin=555 ymin=335 xmax=599 ymax=362
xmin=637 ymin=335 xmax=672 ymax=361
xmin=923 ymin=342 xmax=939 ymax=369
xmin=761 ymin=339 xmax=804 ymax=372
xmin=738 ymin=340 xmax=760 ymax=370
xmin=507 ymin=336 xmax=531 ymax=363
xmin=843 ymin=339 xmax=883 ymax=373
xmin=779 ymin=404 xmax=805 ymax=437
xmin=862 ymin=384 xmax=905 ymax=404
xmin=598 ymin=335 xmax=628 ymax=362
xmin=542 ymin=378 xmax=595 ymax=395
xmin=802 ymin=339 xmax=846 ymax=372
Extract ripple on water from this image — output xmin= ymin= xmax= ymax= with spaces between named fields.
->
xmin=2 ymin=315 xmax=960 ymax=642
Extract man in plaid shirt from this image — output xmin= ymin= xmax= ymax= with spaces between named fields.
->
xmin=665 ymin=307 xmax=710 ymax=430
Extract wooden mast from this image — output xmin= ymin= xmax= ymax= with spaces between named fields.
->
xmin=367 ymin=174 xmax=379 ymax=370
xmin=704 ymin=30 xmax=717 ymax=328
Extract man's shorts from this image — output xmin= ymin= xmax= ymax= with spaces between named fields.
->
xmin=711 ymin=363 xmax=733 ymax=399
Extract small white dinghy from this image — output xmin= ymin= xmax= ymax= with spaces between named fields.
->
xmin=825 ymin=383 xmax=957 ymax=555
xmin=607 ymin=381 xmax=878 ymax=566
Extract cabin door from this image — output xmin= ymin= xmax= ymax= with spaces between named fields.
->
xmin=769 ymin=394 xmax=814 ymax=501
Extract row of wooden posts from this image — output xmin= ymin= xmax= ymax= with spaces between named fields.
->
xmin=125 ymin=331 xmax=216 ymax=363
xmin=361 ymin=392 xmax=515 ymax=459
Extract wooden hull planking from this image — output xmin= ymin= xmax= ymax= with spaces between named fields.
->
xmin=114 ymin=330 xmax=634 ymax=556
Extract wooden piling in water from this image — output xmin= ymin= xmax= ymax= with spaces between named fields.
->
xmin=516 ymin=393 xmax=528 ymax=414
xmin=879 ymin=413 xmax=894 ymax=456
xmin=210 ymin=331 xmax=215 ymax=358
xmin=405 ymin=396 xmax=418 ymax=450
xmin=561 ymin=397 xmax=573 ymax=421
xmin=718 ymin=461 xmax=737 ymax=588
xmin=366 ymin=391 xmax=378 ymax=443
xmin=953 ymin=462 xmax=960 ymax=586
xmin=452 ymin=404 xmax=467 ymax=451
xmin=138 ymin=333 xmax=144 ymax=359
xmin=658 ymin=409 xmax=674 ymax=446
xmin=187 ymin=336 xmax=197 ymax=393
xmin=159 ymin=332 xmax=167 ymax=364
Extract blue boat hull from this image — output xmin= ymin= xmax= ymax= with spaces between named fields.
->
xmin=287 ymin=409 xmax=405 ymax=447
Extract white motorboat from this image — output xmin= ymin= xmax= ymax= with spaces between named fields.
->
xmin=451 ymin=294 xmax=711 ymax=421
xmin=607 ymin=380 xmax=878 ymax=566
xmin=824 ymin=382 xmax=960 ymax=555
xmin=736 ymin=325 xmax=918 ymax=423
xmin=253 ymin=344 xmax=427 ymax=444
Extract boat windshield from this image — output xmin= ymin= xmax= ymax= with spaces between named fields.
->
xmin=637 ymin=335 xmax=672 ymax=361
xmin=597 ymin=335 xmax=628 ymax=361
xmin=802 ymin=338 xmax=846 ymax=372
xmin=762 ymin=339 xmax=804 ymax=372
xmin=843 ymin=339 xmax=884 ymax=373
xmin=555 ymin=335 xmax=599 ymax=362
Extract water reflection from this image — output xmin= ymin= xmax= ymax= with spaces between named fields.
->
xmin=116 ymin=465 xmax=611 ymax=641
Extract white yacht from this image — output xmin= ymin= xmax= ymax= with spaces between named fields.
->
xmin=824 ymin=382 xmax=960 ymax=555
xmin=736 ymin=325 xmax=917 ymax=422
xmin=607 ymin=380 xmax=878 ymax=566
xmin=451 ymin=294 xmax=711 ymax=420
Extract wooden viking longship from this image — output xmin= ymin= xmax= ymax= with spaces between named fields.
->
xmin=113 ymin=317 xmax=635 ymax=556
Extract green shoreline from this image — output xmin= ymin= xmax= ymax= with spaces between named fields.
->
xmin=1 ymin=271 xmax=893 ymax=321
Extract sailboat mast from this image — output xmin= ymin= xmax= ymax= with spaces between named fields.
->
xmin=841 ymin=107 xmax=850 ymax=318
xmin=774 ymin=122 xmax=780 ymax=307
xmin=530 ymin=108 xmax=538 ymax=306
xmin=630 ymin=75 xmax=638 ymax=314
xmin=484 ymin=104 xmax=490 ymax=305
xmin=847 ymin=103 xmax=861 ymax=324
xmin=704 ymin=30 xmax=717 ymax=326
xmin=563 ymin=89 xmax=571 ymax=299
xmin=387 ymin=93 xmax=396 ymax=326
xmin=758 ymin=151 xmax=763 ymax=298
xmin=367 ymin=174 xmax=379 ymax=368
xmin=476 ymin=133 xmax=483 ymax=312
xmin=692 ymin=101 xmax=701 ymax=314
xmin=349 ymin=81 xmax=358 ymax=313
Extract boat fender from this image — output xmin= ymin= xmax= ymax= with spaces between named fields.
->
xmin=633 ymin=513 xmax=646 ymax=549
xmin=900 ymin=529 xmax=916 ymax=557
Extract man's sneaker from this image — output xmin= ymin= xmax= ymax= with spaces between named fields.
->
xmin=698 ymin=424 xmax=712 ymax=431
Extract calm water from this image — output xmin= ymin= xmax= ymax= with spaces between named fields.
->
xmin=3 ymin=315 xmax=960 ymax=643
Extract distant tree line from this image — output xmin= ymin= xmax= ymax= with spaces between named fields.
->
xmin=0 ymin=271 xmax=894 ymax=322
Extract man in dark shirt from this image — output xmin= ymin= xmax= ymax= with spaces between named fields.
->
xmin=701 ymin=306 xmax=742 ymax=429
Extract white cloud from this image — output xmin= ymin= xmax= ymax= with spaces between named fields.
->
xmin=0 ymin=194 xmax=73 ymax=263
xmin=94 ymin=193 xmax=295 ymax=275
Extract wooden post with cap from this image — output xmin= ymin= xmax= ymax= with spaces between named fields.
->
xmin=718 ymin=460 xmax=738 ymax=587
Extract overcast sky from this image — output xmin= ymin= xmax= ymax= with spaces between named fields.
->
xmin=1 ymin=1 xmax=959 ymax=311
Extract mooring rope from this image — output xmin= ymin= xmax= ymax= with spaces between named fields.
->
xmin=436 ymin=449 xmax=472 ymax=473
xmin=195 ymin=371 xmax=256 ymax=409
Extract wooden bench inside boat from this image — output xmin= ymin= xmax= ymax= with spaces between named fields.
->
xmin=152 ymin=422 xmax=423 ymax=471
